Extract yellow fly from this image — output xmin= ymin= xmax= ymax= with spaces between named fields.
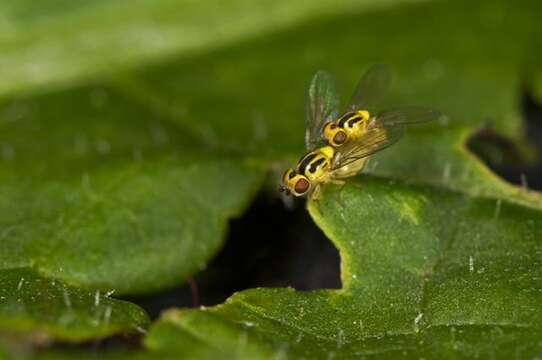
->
xmin=280 ymin=65 xmax=441 ymax=200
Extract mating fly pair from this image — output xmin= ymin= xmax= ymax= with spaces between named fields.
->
xmin=280 ymin=65 xmax=441 ymax=200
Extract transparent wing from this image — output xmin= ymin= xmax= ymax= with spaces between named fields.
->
xmin=347 ymin=64 xmax=391 ymax=113
xmin=305 ymin=71 xmax=340 ymax=150
xmin=333 ymin=106 xmax=440 ymax=169
xmin=374 ymin=106 xmax=442 ymax=127
xmin=333 ymin=126 xmax=404 ymax=169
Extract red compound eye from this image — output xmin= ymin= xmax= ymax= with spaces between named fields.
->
xmin=333 ymin=131 xmax=346 ymax=145
xmin=294 ymin=178 xmax=310 ymax=194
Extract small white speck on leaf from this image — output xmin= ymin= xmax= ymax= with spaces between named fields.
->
xmin=17 ymin=278 xmax=24 ymax=291
xmin=104 ymin=306 xmax=112 ymax=324
xmin=336 ymin=329 xmax=344 ymax=349
xmin=494 ymin=199 xmax=502 ymax=219
xmin=62 ymin=288 xmax=71 ymax=308
xmin=414 ymin=313 xmax=423 ymax=332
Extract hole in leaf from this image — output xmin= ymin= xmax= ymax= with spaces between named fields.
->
xmin=467 ymin=89 xmax=542 ymax=190
xmin=126 ymin=193 xmax=340 ymax=319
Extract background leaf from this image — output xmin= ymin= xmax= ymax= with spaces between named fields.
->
xmin=140 ymin=178 xmax=542 ymax=358
xmin=0 ymin=86 xmax=263 ymax=295
xmin=0 ymin=267 xmax=148 ymax=342
xmin=0 ymin=0 xmax=409 ymax=96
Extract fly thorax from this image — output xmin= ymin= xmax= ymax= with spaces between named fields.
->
xmin=346 ymin=111 xmax=370 ymax=140
xmin=296 ymin=147 xmax=334 ymax=182
xmin=319 ymin=145 xmax=335 ymax=159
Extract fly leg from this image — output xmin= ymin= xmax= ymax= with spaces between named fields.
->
xmin=309 ymin=184 xmax=321 ymax=202
xmin=308 ymin=184 xmax=324 ymax=215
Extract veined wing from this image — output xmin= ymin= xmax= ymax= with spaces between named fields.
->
xmin=333 ymin=126 xmax=404 ymax=169
xmin=347 ymin=64 xmax=391 ymax=113
xmin=305 ymin=71 xmax=340 ymax=151
xmin=372 ymin=106 xmax=442 ymax=128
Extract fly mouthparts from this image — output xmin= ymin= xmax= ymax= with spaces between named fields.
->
xmin=279 ymin=186 xmax=291 ymax=196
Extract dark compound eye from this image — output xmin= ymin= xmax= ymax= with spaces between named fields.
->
xmin=294 ymin=178 xmax=310 ymax=194
xmin=330 ymin=124 xmax=337 ymax=129
xmin=333 ymin=131 xmax=346 ymax=145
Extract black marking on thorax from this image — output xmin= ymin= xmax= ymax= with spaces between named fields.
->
xmin=297 ymin=152 xmax=318 ymax=174
xmin=347 ymin=116 xmax=364 ymax=128
xmin=337 ymin=111 xmax=356 ymax=127
xmin=308 ymin=158 xmax=326 ymax=174
xmin=339 ymin=111 xmax=365 ymax=128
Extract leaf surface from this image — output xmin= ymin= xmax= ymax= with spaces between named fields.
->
xmin=142 ymin=178 xmax=542 ymax=358
xmin=0 ymin=267 xmax=148 ymax=342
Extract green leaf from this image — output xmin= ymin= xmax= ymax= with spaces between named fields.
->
xmin=0 ymin=0 xmax=405 ymax=96
xmin=0 ymin=267 xmax=148 ymax=342
xmin=0 ymin=85 xmax=263 ymax=295
xmin=141 ymin=178 xmax=542 ymax=358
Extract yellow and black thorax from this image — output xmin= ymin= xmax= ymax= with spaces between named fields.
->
xmin=337 ymin=110 xmax=371 ymax=134
xmin=295 ymin=146 xmax=335 ymax=181
xmin=324 ymin=110 xmax=371 ymax=147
